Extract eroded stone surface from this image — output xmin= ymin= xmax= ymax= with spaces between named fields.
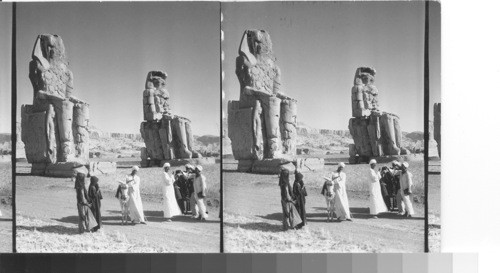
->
xmin=433 ymin=103 xmax=441 ymax=157
xmin=21 ymin=34 xmax=91 ymax=176
xmin=140 ymin=71 xmax=199 ymax=166
xmin=228 ymin=29 xmax=298 ymax=165
xmin=348 ymin=67 xmax=405 ymax=159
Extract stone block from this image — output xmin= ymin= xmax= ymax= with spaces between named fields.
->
xmin=252 ymin=158 xmax=293 ymax=174
xmin=44 ymin=162 xmax=87 ymax=177
xmin=237 ymin=159 xmax=254 ymax=172
xmin=296 ymin=157 xmax=324 ymax=172
xmin=88 ymin=161 xmax=117 ymax=176
xmin=227 ymin=103 xmax=255 ymax=160
xmin=349 ymin=144 xmax=357 ymax=157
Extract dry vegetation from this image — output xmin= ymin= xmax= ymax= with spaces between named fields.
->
xmin=0 ymin=162 xmax=12 ymax=204
xmin=16 ymin=216 xmax=171 ymax=253
xmin=224 ymin=213 xmax=375 ymax=253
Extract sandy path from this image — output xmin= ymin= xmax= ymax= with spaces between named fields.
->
xmin=0 ymin=204 xmax=12 ymax=253
xmin=223 ymin=169 xmax=425 ymax=253
xmin=16 ymin=176 xmax=220 ymax=253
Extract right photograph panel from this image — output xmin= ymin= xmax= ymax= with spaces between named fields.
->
xmin=222 ymin=1 xmax=430 ymax=252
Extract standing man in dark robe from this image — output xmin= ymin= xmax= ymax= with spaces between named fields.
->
xmin=75 ymin=173 xmax=97 ymax=233
xmin=279 ymin=168 xmax=302 ymax=231
xmin=292 ymin=171 xmax=307 ymax=228
xmin=379 ymin=167 xmax=393 ymax=211
xmin=173 ymin=170 xmax=185 ymax=214
xmin=88 ymin=176 xmax=103 ymax=231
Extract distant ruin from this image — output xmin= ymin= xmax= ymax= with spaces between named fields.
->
xmin=348 ymin=67 xmax=406 ymax=163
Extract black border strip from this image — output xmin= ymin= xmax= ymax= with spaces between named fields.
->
xmin=10 ymin=1 xmax=17 ymax=254
xmin=424 ymin=0 xmax=430 ymax=253
xmin=219 ymin=1 xmax=223 ymax=254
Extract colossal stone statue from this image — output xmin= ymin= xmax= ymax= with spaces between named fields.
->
xmin=433 ymin=103 xmax=441 ymax=157
xmin=21 ymin=34 xmax=90 ymax=176
xmin=348 ymin=67 xmax=403 ymax=163
xmin=228 ymin=30 xmax=299 ymax=173
xmin=140 ymin=71 xmax=198 ymax=167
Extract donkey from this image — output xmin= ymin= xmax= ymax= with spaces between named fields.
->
xmin=115 ymin=183 xmax=130 ymax=225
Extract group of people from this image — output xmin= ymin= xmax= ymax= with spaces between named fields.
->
xmin=74 ymin=163 xmax=210 ymax=234
xmin=162 ymin=163 xmax=209 ymax=221
xmin=278 ymin=159 xmax=416 ymax=230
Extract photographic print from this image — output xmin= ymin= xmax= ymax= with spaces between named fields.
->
xmin=427 ymin=2 xmax=441 ymax=253
xmin=222 ymin=1 xmax=432 ymax=252
xmin=0 ymin=2 xmax=13 ymax=253
xmin=15 ymin=2 xmax=221 ymax=252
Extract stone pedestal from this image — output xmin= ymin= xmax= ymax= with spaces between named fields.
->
xmin=140 ymin=115 xmax=196 ymax=167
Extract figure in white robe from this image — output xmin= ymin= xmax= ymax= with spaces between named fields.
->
xmin=398 ymin=162 xmax=415 ymax=217
xmin=368 ymin=160 xmax=387 ymax=216
xmin=332 ymin=170 xmax=352 ymax=221
xmin=193 ymin=165 xmax=208 ymax=220
xmin=126 ymin=166 xmax=146 ymax=224
xmin=162 ymin=165 xmax=182 ymax=220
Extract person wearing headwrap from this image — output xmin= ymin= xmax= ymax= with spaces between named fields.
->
xmin=193 ymin=165 xmax=208 ymax=221
xmin=161 ymin=163 xmax=182 ymax=222
xmin=331 ymin=162 xmax=352 ymax=221
xmin=398 ymin=162 xmax=415 ymax=217
xmin=367 ymin=159 xmax=388 ymax=218
xmin=185 ymin=164 xmax=199 ymax=218
xmin=75 ymin=172 xmax=98 ymax=233
xmin=390 ymin=161 xmax=406 ymax=213
xmin=292 ymin=171 xmax=308 ymax=228
xmin=279 ymin=168 xmax=302 ymax=230
xmin=174 ymin=170 xmax=189 ymax=214
xmin=88 ymin=176 xmax=103 ymax=231
xmin=126 ymin=166 xmax=146 ymax=224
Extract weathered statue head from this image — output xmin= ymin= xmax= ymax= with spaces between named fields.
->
xmin=354 ymin=67 xmax=376 ymax=85
xmin=238 ymin=29 xmax=275 ymax=65
xmin=32 ymin=34 xmax=67 ymax=69
xmin=145 ymin=71 xmax=168 ymax=90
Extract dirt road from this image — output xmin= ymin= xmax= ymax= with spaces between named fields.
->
xmin=16 ymin=175 xmax=220 ymax=253
xmin=0 ymin=204 xmax=12 ymax=253
xmin=223 ymin=165 xmax=425 ymax=253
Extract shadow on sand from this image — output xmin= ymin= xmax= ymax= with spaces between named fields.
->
xmin=17 ymin=224 xmax=78 ymax=235
xmin=224 ymin=221 xmax=283 ymax=233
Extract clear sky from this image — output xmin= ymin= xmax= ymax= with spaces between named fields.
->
xmin=16 ymin=2 xmax=220 ymax=135
xmin=0 ymin=4 xmax=12 ymax=134
xmin=222 ymin=1 xmax=438 ymax=132
xmin=429 ymin=2 xmax=441 ymax=106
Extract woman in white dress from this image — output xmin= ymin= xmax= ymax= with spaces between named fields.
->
xmin=332 ymin=162 xmax=352 ymax=221
xmin=161 ymin=163 xmax=181 ymax=222
xmin=126 ymin=166 xmax=146 ymax=224
xmin=368 ymin=159 xmax=387 ymax=218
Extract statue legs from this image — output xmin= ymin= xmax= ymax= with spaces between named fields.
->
xmin=261 ymin=96 xmax=282 ymax=158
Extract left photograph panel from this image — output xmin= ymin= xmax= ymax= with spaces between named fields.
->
xmin=0 ymin=2 xmax=13 ymax=253
xmin=15 ymin=2 xmax=221 ymax=252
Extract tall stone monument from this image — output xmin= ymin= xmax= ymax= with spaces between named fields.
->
xmin=21 ymin=34 xmax=90 ymax=177
xmin=140 ymin=71 xmax=201 ymax=167
xmin=227 ymin=29 xmax=312 ymax=173
xmin=433 ymin=103 xmax=441 ymax=158
xmin=348 ymin=67 xmax=404 ymax=163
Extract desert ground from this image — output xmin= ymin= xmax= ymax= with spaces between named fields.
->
xmin=0 ymin=161 xmax=13 ymax=253
xmin=16 ymin=161 xmax=220 ymax=253
xmin=223 ymin=157 xmax=425 ymax=253
xmin=428 ymin=158 xmax=441 ymax=252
